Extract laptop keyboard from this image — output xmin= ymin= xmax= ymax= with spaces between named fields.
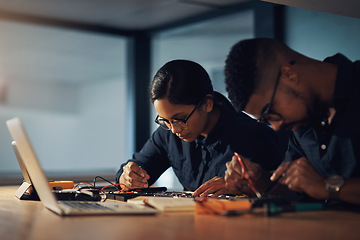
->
xmin=61 ymin=201 xmax=112 ymax=211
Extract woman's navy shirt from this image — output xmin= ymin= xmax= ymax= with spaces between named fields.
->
xmin=116 ymin=97 xmax=283 ymax=191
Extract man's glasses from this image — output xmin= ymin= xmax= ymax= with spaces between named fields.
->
xmin=155 ymin=101 xmax=202 ymax=131
xmin=258 ymin=61 xmax=296 ymax=125
xmin=257 ymin=71 xmax=282 ymax=125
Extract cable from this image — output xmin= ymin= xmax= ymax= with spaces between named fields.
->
xmin=93 ymin=176 xmax=114 ymax=188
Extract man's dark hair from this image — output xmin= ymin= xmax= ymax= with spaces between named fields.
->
xmin=225 ymin=38 xmax=280 ymax=111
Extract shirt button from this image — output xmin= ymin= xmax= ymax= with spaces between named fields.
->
xmin=321 ymin=121 xmax=326 ymax=126
xmin=321 ymin=144 xmax=327 ymax=150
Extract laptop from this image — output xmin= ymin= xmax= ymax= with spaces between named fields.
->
xmin=6 ymin=117 xmax=159 ymax=216
xmin=12 ymin=140 xmax=40 ymax=200
xmin=12 ymin=140 xmax=101 ymax=201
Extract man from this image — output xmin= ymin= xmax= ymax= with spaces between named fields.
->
xmin=223 ymin=38 xmax=360 ymax=205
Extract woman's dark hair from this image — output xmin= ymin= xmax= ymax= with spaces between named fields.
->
xmin=150 ymin=59 xmax=214 ymax=105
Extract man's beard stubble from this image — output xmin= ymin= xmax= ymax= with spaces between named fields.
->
xmin=281 ymin=94 xmax=329 ymax=131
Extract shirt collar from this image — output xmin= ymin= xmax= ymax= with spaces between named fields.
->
xmin=324 ymin=53 xmax=354 ymax=109
xmin=195 ymin=96 xmax=236 ymax=148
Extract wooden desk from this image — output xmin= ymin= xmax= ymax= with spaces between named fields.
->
xmin=1 ymin=185 xmax=360 ymax=240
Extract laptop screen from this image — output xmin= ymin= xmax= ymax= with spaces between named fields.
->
xmin=6 ymin=117 xmax=61 ymax=212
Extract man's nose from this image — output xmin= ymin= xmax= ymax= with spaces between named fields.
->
xmin=270 ymin=120 xmax=284 ymax=131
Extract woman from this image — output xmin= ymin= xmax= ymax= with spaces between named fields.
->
xmin=116 ymin=59 xmax=282 ymax=194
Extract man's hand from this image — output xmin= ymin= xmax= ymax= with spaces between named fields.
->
xmin=224 ymin=154 xmax=263 ymax=196
xmin=119 ymin=162 xmax=150 ymax=191
xmin=270 ymin=157 xmax=328 ymax=199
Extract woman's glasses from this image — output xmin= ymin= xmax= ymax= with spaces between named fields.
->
xmin=155 ymin=101 xmax=202 ymax=131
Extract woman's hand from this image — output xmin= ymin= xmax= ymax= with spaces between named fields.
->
xmin=193 ymin=176 xmax=228 ymax=197
xmin=119 ymin=162 xmax=150 ymax=190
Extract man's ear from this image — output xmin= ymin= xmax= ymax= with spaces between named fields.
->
xmin=203 ymin=94 xmax=214 ymax=113
xmin=281 ymin=64 xmax=299 ymax=85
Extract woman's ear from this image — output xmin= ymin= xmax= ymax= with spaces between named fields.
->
xmin=203 ymin=94 xmax=214 ymax=113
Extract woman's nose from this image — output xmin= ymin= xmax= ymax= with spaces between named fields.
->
xmin=170 ymin=124 xmax=182 ymax=134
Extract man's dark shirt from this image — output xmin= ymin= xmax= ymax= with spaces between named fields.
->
xmin=285 ymin=54 xmax=360 ymax=179
xmin=116 ymin=94 xmax=283 ymax=191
